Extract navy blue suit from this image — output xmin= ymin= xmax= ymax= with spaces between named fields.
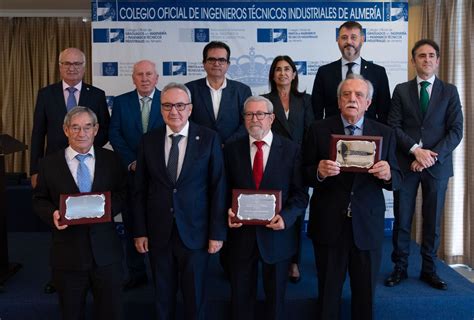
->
xmin=109 ymin=88 xmax=164 ymax=281
xmin=387 ymin=77 xmax=463 ymax=274
xmin=311 ymin=58 xmax=391 ymax=123
xmin=33 ymin=147 xmax=126 ymax=320
xmin=186 ymin=78 xmax=252 ymax=143
xmin=303 ymin=116 xmax=401 ymax=319
xmin=224 ymin=133 xmax=308 ymax=320
xmin=30 ymin=81 xmax=110 ymax=175
xmin=133 ymin=122 xmax=227 ymax=319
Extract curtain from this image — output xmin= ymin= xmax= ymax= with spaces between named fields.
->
xmin=0 ymin=17 xmax=91 ymax=173
xmin=409 ymin=0 xmax=473 ymax=267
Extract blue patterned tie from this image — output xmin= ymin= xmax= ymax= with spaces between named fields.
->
xmin=75 ymin=154 xmax=92 ymax=192
xmin=346 ymin=125 xmax=357 ymax=136
xmin=66 ymin=87 xmax=78 ymax=111
xmin=167 ymin=134 xmax=183 ymax=184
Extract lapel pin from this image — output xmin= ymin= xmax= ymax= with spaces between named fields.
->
xmin=196 ymin=136 xmax=200 ymax=140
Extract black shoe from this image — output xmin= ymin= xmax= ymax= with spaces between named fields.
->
xmin=384 ymin=268 xmax=407 ymax=287
xmin=419 ymin=272 xmax=447 ymax=290
xmin=123 ymin=275 xmax=148 ymax=291
xmin=44 ymin=280 xmax=56 ymax=294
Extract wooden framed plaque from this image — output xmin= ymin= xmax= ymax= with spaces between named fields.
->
xmin=231 ymin=189 xmax=282 ymax=225
xmin=58 ymin=191 xmax=111 ymax=226
xmin=330 ymin=135 xmax=383 ymax=172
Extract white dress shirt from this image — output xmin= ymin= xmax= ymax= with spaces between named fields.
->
xmin=206 ymin=77 xmax=227 ymax=119
xmin=65 ymin=145 xmax=95 ymax=187
xmin=341 ymin=57 xmax=362 ymax=79
xmin=249 ymin=130 xmax=273 ymax=171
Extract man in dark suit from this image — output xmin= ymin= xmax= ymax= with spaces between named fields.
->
xmin=30 ymin=47 xmax=110 ymax=294
xmin=303 ymin=74 xmax=401 ymax=319
xmin=133 ymin=82 xmax=227 ymax=320
xmin=109 ymin=60 xmax=164 ymax=290
xmin=186 ymin=41 xmax=252 ymax=144
xmin=33 ymin=107 xmax=126 ymax=320
xmin=311 ymin=21 xmax=391 ymax=123
xmin=385 ymin=39 xmax=463 ymax=290
xmin=225 ymin=96 xmax=308 ymax=320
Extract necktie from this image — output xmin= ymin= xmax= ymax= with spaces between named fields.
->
xmin=66 ymin=87 xmax=78 ymax=111
xmin=141 ymin=97 xmax=151 ymax=133
xmin=167 ymin=134 xmax=183 ymax=184
xmin=253 ymin=141 xmax=265 ymax=189
xmin=420 ymin=81 xmax=430 ymax=114
xmin=75 ymin=154 xmax=92 ymax=192
xmin=346 ymin=125 xmax=356 ymax=136
xmin=346 ymin=62 xmax=355 ymax=78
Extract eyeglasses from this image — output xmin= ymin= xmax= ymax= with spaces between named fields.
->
xmin=161 ymin=103 xmax=192 ymax=111
xmin=243 ymin=112 xmax=272 ymax=120
xmin=69 ymin=124 xmax=95 ymax=134
xmin=60 ymin=61 xmax=85 ymax=69
xmin=205 ymin=57 xmax=229 ymax=65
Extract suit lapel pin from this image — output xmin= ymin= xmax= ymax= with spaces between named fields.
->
xmin=196 ymin=136 xmax=200 ymax=140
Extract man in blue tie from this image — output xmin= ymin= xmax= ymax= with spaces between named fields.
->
xmin=33 ymin=106 xmax=126 ymax=320
xmin=385 ymin=39 xmax=463 ymax=290
xmin=133 ymin=83 xmax=227 ymax=320
xmin=109 ymin=60 xmax=164 ymax=291
xmin=30 ymin=47 xmax=111 ymax=294
xmin=303 ymin=74 xmax=401 ymax=319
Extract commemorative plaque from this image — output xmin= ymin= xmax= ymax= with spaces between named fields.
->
xmin=58 ymin=191 xmax=111 ymax=226
xmin=231 ymin=189 xmax=282 ymax=225
xmin=330 ymin=135 xmax=382 ymax=172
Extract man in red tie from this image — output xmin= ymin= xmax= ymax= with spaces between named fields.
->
xmin=224 ymin=96 xmax=309 ymax=320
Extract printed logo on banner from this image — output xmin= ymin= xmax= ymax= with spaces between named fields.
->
xmin=257 ymin=29 xmax=288 ymax=43
xmin=294 ymin=61 xmax=307 ymax=75
xmin=92 ymin=2 xmax=117 ymax=22
xmin=94 ymin=62 xmax=119 ymax=76
xmin=386 ymin=2 xmax=408 ymax=21
xmin=163 ymin=62 xmax=187 ymax=76
xmin=228 ymin=48 xmax=273 ymax=87
xmin=93 ymin=29 xmax=124 ymax=43
xmin=194 ymin=29 xmax=210 ymax=42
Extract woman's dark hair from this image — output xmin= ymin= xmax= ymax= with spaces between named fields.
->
xmin=268 ymin=55 xmax=304 ymax=97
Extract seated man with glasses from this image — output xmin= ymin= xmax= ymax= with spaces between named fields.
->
xmin=185 ymin=41 xmax=252 ymax=145
xmin=30 ymin=47 xmax=110 ymax=295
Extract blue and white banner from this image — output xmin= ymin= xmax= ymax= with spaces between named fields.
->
xmin=91 ymin=0 xmax=408 ymax=234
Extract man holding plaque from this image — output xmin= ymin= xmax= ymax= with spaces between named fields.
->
xmin=385 ymin=39 xmax=463 ymax=290
xmin=133 ymin=83 xmax=227 ymax=319
xmin=225 ymin=96 xmax=309 ymax=320
xmin=33 ymin=107 xmax=126 ymax=320
xmin=303 ymin=74 xmax=401 ymax=320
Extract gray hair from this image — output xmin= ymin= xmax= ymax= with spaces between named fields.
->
xmin=161 ymin=82 xmax=192 ymax=102
xmin=337 ymin=74 xmax=374 ymax=100
xmin=133 ymin=60 xmax=158 ymax=75
xmin=63 ymin=106 xmax=98 ymax=126
xmin=59 ymin=48 xmax=86 ymax=64
xmin=243 ymin=96 xmax=274 ymax=113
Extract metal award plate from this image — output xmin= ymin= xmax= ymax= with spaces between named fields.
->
xmin=330 ymin=135 xmax=382 ymax=172
xmin=59 ymin=191 xmax=111 ymax=226
xmin=231 ymin=189 xmax=282 ymax=225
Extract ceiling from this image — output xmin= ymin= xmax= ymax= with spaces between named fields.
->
xmin=0 ymin=0 xmax=90 ymax=16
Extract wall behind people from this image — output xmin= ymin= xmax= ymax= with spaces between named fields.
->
xmin=0 ymin=17 xmax=92 ymax=173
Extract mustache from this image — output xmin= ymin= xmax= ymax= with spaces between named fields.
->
xmin=344 ymin=44 xmax=355 ymax=50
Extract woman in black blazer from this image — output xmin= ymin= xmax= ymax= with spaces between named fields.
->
xmin=262 ymin=55 xmax=314 ymax=282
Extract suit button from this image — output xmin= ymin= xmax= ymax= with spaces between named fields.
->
xmin=350 ymin=192 xmax=354 ymax=195
xmin=173 ymin=189 xmax=177 ymax=193
xmin=170 ymin=208 xmax=174 ymax=213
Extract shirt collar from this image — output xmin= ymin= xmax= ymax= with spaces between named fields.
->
xmin=416 ymin=75 xmax=435 ymax=86
xmin=166 ymin=121 xmax=189 ymax=138
xmin=341 ymin=56 xmax=362 ymax=67
xmin=206 ymin=77 xmax=227 ymax=91
xmin=249 ymin=130 xmax=273 ymax=148
xmin=340 ymin=115 xmax=364 ymax=131
xmin=62 ymin=80 xmax=82 ymax=92
xmin=66 ymin=145 xmax=95 ymax=162
xmin=138 ymin=88 xmax=156 ymax=100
